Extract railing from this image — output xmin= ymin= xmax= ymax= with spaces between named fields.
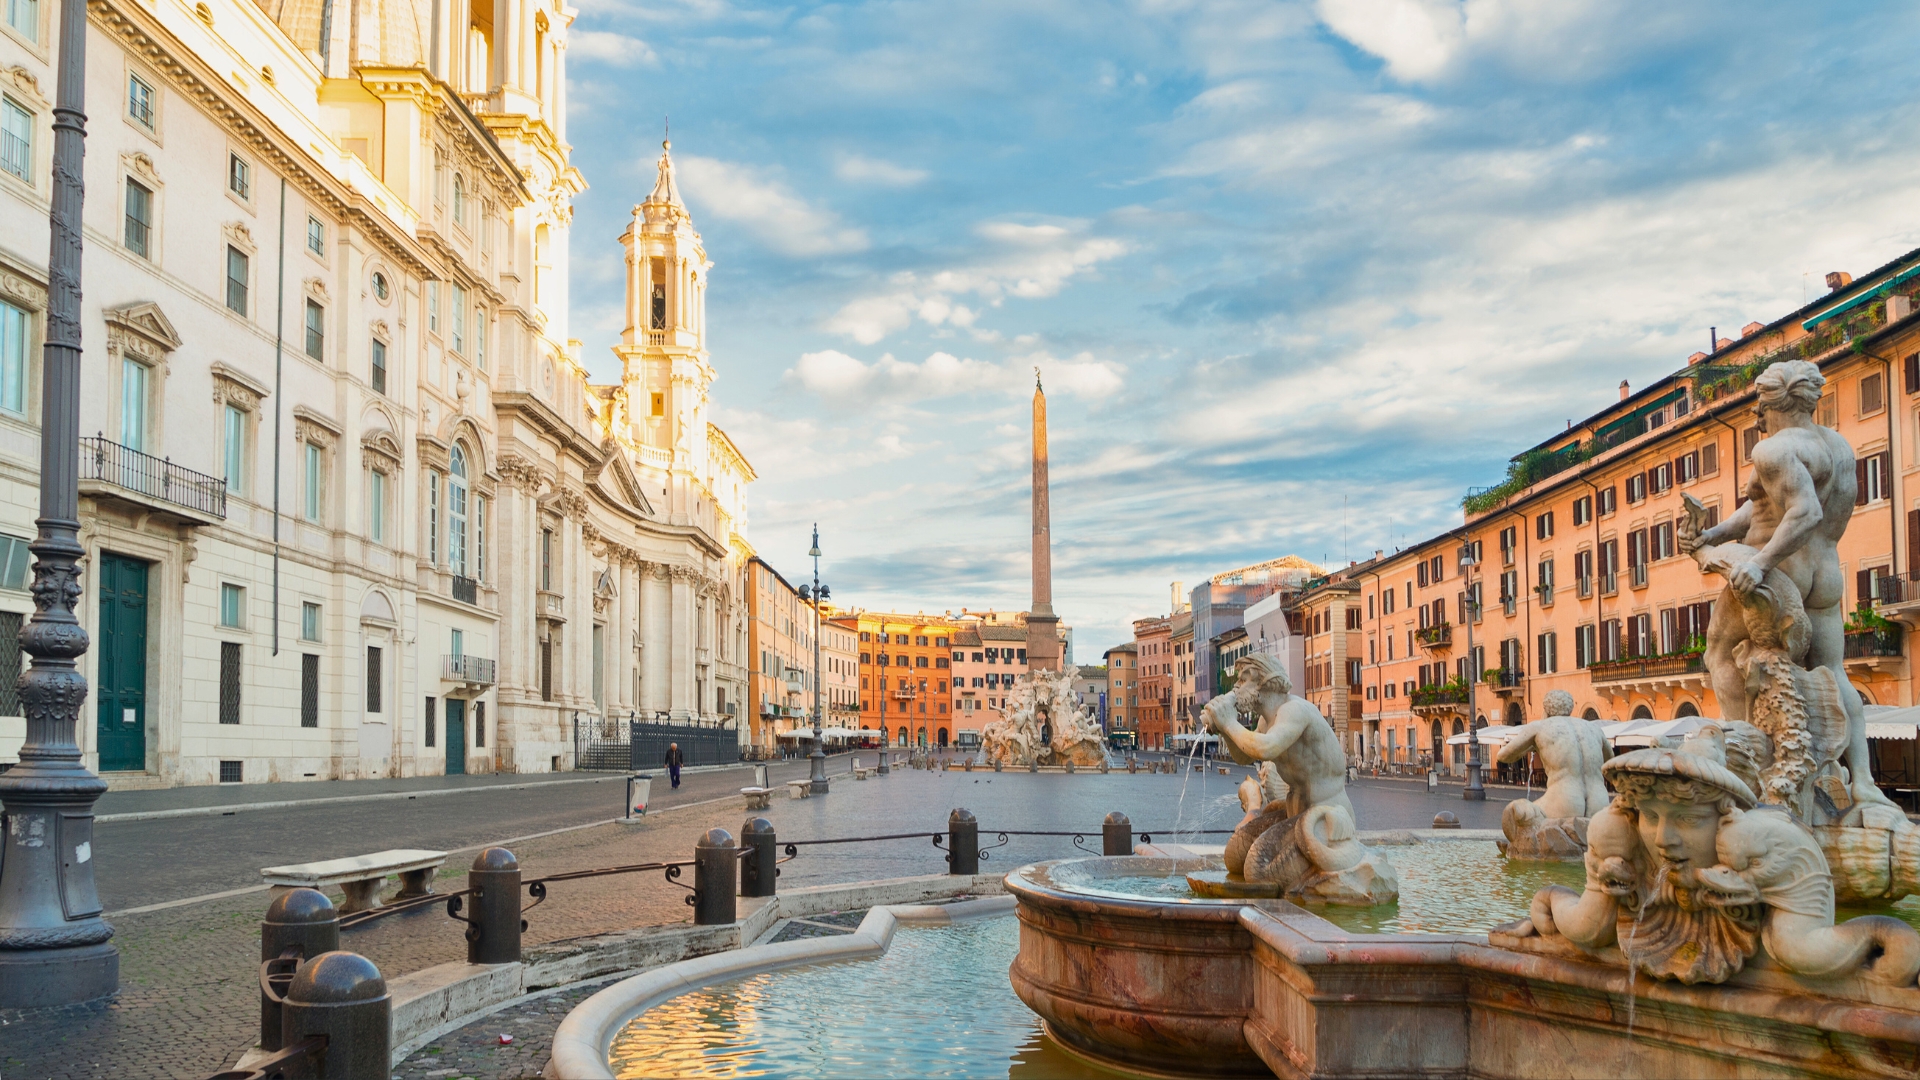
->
xmin=1415 ymin=623 xmax=1452 ymax=649
xmin=1600 ymin=572 xmax=1618 ymax=596
xmin=1410 ymin=684 xmax=1467 ymax=707
xmin=1489 ymin=669 xmax=1523 ymax=689
xmin=1535 ymin=583 xmax=1553 ymax=607
xmin=539 ymin=589 xmax=565 ymax=617
xmin=452 ymin=575 xmax=478 ymax=604
xmin=1873 ymin=577 xmax=1909 ymax=604
xmin=79 ymin=435 xmax=226 ymax=519
xmin=1586 ymin=653 xmax=1705 ymax=684
xmin=647 ymin=332 xmax=666 ymax=346
xmin=1844 ymin=627 xmax=1904 ymax=659
xmin=1629 ymin=564 xmax=1649 ymax=589
xmin=443 ymin=653 xmax=497 ymax=685
xmin=1576 ymin=575 xmax=1593 ymax=598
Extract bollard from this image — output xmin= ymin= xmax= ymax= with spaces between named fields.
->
xmin=878 ymin=748 xmax=890 ymax=775
xmin=740 ymin=817 xmax=777 ymax=898
xmin=947 ymin=808 xmax=979 ymax=876
xmin=1065 ymin=762 xmax=1075 ymax=774
xmin=1103 ymin=812 xmax=1132 ymax=856
xmin=693 ymin=828 xmax=738 ymax=925
xmin=993 ymin=759 xmax=1002 ymax=772
xmin=259 ymin=888 xmax=340 ymax=1051
xmin=1433 ymin=811 xmax=1461 ymax=830
xmin=464 ymin=847 xmax=523 ymax=965
xmin=281 ymin=951 xmax=391 ymax=1079
xmin=1128 ymin=758 xmax=1137 ymax=774
xmin=1028 ymin=761 xmax=1039 ymax=773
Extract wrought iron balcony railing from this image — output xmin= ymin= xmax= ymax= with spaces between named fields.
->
xmin=443 ymin=653 xmax=497 ymax=685
xmin=1586 ymin=653 xmax=1704 ymax=685
xmin=79 ymin=435 xmax=226 ymax=519
xmin=1415 ymin=623 xmax=1452 ymax=649
xmin=452 ymin=575 xmax=478 ymax=605
xmin=1843 ymin=627 xmax=1903 ymax=659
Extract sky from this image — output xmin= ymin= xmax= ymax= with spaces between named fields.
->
xmin=560 ymin=1 xmax=1920 ymax=658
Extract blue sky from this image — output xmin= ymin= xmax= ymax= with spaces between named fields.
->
xmin=561 ymin=1 xmax=1920 ymax=658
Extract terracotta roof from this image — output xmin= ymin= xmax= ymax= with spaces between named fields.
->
xmin=978 ymin=625 xmax=1027 ymax=641
xmin=951 ymin=629 xmax=982 ymax=646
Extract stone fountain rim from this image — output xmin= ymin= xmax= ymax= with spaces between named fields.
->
xmin=544 ymin=894 xmax=1016 ymax=1080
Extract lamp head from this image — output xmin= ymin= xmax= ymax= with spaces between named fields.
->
xmin=1457 ymin=543 xmax=1476 ymax=569
xmin=809 ymin=522 xmax=822 ymax=559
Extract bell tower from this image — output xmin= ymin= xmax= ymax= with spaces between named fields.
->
xmin=614 ymin=140 xmax=714 ymax=521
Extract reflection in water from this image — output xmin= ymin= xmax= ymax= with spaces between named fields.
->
xmin=608 ymin=916 xmax=1129 ymax=1080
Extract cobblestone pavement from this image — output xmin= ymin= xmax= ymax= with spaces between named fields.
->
xmin=391 ymin=980 xmax=612 ymax=1080
xmin=3 ymin=768 xmax=1514 ymax=1079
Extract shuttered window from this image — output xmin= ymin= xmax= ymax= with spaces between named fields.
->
xmin=1905 ymin=353 xmax=1919 ymax=395
xmin=539 ymin=639 xmax=553 ymax=701
xmin=301 ymin=654 xmax=319 ymax=727
xmin=0 ymin=610 xmax=20 ymax=717
xmin=425 ymin=695 xmax=436 ymax=746
xmin=474 ymin=701 xmax=486 ymax=748
xmin=219 ymin=642 xmax=242 ymax=724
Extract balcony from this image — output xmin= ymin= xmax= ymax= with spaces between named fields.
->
xmin=452 ymin=575 xmax=479 ymax=605
xmin=891 ymin=689 xmax=915 ymax=700
xmin=1844 ymin=626 xmax=1905 ymax=672
xmin=1488 ymin=668 xmax=1524 ymax=694
xmin=78 ymin=436 xmax=226 ymax=524
xmin=1410 ymin=683 xmax=1467 ymax=713
xmin=1587 ymin=652 xmax=1707 ymax=697
xmin=537 ymin=588 xmax=566 ymax=623
xmin=443 ymin=653 xmax=497 ymax=687
xmin=1415 ymin=623 xmax=1453 ymax=650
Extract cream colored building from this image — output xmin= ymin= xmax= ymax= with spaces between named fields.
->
xmin=0 ymin=0 xmax=752 ymax=785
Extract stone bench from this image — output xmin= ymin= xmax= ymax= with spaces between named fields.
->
xmin=741 ymin=786 xmax=773 ymax=809
xmin=786 ymin=780 xmax=813 ymax=799
xmin=260 ymin=848 xmax=446 ymax=915
xmin=853 ymin=767 xmax=871 ymax=780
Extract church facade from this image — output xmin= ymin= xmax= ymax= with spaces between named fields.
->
xmin=0 ymin=0 xmax=752 ymax=786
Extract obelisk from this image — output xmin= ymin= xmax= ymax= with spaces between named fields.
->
xmin=1027 ymin=369 xmax=1062 ymax=673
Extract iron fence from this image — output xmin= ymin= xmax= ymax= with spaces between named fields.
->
xmin=571 ymin=711 xmax=744 ymax=771
xmin=79 ymin=435 xmax=226 ymax=518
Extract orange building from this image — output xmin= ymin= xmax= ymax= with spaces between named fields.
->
xmin=1134 ymin=616 xmax=1173 ymax=750
xmin=1105 ymin=643 xmax=1138 ymax=739
xmin=1352 ymin=252 xmax=1920 ymax=777
xmin=1291 ymin=571 xmax=1368 ymax=758
xmin=851 ymin=612 xmax=957 ymax=747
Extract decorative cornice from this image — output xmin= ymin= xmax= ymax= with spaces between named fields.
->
xmin=209 ymin=362 xmax=268 ymax=412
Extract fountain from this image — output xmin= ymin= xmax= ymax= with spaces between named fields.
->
xmin=1007 ymin=362 xmax=1920 ymax=1077
xmin=979 ymin=668 xmax=1107 ymax=768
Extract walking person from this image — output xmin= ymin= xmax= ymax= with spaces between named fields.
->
xmin=665 ymin=742 xmax=684 ymax=789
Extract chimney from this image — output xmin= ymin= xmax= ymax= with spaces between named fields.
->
xmin=1375 ymin=549 xmax=1383 ymax=559
xmin=1826 ymin=271 xmax=1853 ymax=292
xmin=1741 ymin=321 xmax=1764 ymax=338
xmin=1619 ymin=380 xmax=1630 ymax=401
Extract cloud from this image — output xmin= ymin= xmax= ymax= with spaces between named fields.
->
xmin=1315 ymin=0 xmax=1463 ymax=81
xmin=823 ymin=220 xmax=1127 ymax=343
xmin=677 ymin=157 xmax=869 ymax=257
xmin=567 ymin=30 xmax=660 ymax=67
xmin=834 ymin=154 xmax=929 ymax=186
xmin=786 ymin=349 xmax=1124 ymax=406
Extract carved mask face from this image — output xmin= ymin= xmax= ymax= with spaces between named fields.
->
xmin=1634 ymin=796 xmax=1721 ymax=872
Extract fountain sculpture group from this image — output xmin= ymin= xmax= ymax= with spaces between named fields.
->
xmin=1008 ymin=362 xmax=1920 ymax=1078
xmin=978 ymin=668 xmax=1107 ymax=768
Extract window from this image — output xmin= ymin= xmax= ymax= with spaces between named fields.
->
xmin=1742 ymin=426 xmax=1761 ymax=461
xmin=1862 ymin=372 xmax=1885 ymax=415
xmin=228 ymin=152 xmax=249 ymax=199
xmin=451 ymin=174 xmax=466 ymax=226
xmin=1597 ymin=485 xmax=1616 ymax=516
xmin=219 ymin=642 xmax=242 ymax=723
xmin=448 ymin=445 xmax=469 ymax=574
xmin=120 ymin=357 xmax=148 ymax=450
xmin=220 ymin=582 xmax=244 ymax=628
xmin=304 ymin=299 xmax=324 ymax=360
xmin=1652 ymin=521 xmax=1676 ymax=561
xmin=124 ymin=179 xmax=152 ymax=257
xmin=1535 ymin=512 xmax=1554 ymax=541
xmin=301 ymin=601 xmax=321 ymax=642
xmin=1859 ymin=451 xmax=1892 ymax=504
xmin=300 ymin=653 xmax=319 ymax=727
xmin=1625 ymin=473 xmax=1646 ymax=504
xmin=1701 ymin=441 xmax=1719 ymax=476
xmin=427 ymin=281 xmax=440 ymax=335
xmin=1648 ymin=463 xmax=1671 ymax=495
xmin=0 ymin=298 xmax=26 ymax=416
xmin=366 ymin=646 xmax=383 ymax=712
xmin=368 ymin=468 xmax=387 ymax=543
xmin=1572 ymin=495 xmax=1591 ymax=526
xmin=1629 ymin=614 xmax=1653 ymax=658
xmin=474 ymin=307 xmax=486 ymax=369
xmin=475 ymin=496 xmax=486 ymax=581
xmin=451 ymin=628 xmax=464 ymax=657
xmin=127 ymin=73 xmax=154 ymax=129
xmin=1499 ymin=525 xmax=1516 ymax=564
xmin=1575 ymin=624 xmax=1596 ymax=668
xmin=540 ymin=527 xmax=553 ymax=590
xmin=426 ymin=695 xmax=437 ymax=744
xmin=372 ymin=272 xmax=389 ymax=302
xmin=306 ymin=215 xmax=325 ymax=257
xmin=1600 ymin=618 xmax=1622 ymax=661
xmin=1537 ymin=558 xmax=1554 ymax=593
xmin=1536 ymin=631 xmax=1558 ymax=674
xmin=427 ymin=472 xmax=441 ymax=563
xmin=370 ymin=337 xmax=387 ymax=394
xmin=0 ymin=533 xmax=28 ymax=590
xmin=303 ymin=442 xmax=323 ymax=521
xmin=222 ymin=404 xmax=245 ymax=496
xmin=451 ymin=284 xmax=466 ymax=354
xmin=1 ymin=97 xmax=30 ymax=182
xmin=225 ymin=246 xmax=248 ymax=315
xmin=5 ymin=0 xmax=38 ymax=41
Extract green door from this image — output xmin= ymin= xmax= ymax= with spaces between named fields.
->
xmin=96 ymin=554 xmax=149 ymax=772
xmin=445 ymin=698 xmax=465 ymax=774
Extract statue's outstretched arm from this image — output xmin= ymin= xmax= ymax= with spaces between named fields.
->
xmin=1496 ymin=727 xmax=1539 ymax=766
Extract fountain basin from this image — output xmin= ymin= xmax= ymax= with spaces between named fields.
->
xmin=1009 ymin=847 xmax=1920 ymax=1079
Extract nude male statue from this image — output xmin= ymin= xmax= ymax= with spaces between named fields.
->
xmin=1496 ymin=689 xmax=1610 ymax=820
xmin=1677 ymin=359 xmax=1890 ymax=809
xmin=1202 ymin=652 xmax=1352 ymax=823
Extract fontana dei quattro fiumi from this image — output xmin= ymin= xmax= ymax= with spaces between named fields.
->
xmin=527 ymin=359 xmax=1920 ymax=1080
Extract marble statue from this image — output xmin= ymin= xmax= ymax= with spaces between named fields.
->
xmin=1509 ymin=724 xmax=1920 ymax=987
xmin=980 ymin=668 xmax=1107 ymax=768
xmin=1198 ymin=652 xmax=1397 ymax=905
xmin=1673 ymin=360 xmax=1918 ymax=901
xmin=1496 ymin=690 xmax=1611 ymax=861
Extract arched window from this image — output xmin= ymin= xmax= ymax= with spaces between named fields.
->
xmin=1675 ymin=701 xmax=1700 ymax=718
xmin=1582 ymin=707 xmax=1600 ymax=720
xmin=448 ymin=444 xmax=470 ymax=575
xmin=452 ymin=174 xmax=466 ymax=227
xmin=1631 ymin=703 xmax=1653 ymax=720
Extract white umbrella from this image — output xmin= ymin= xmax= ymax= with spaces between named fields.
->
xmin=1612 ymin=715 xmax=1718 ymax=747
xmin=1444 ymin=724 xmax=1528 ymax=747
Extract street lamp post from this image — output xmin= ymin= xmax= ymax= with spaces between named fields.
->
xmin=0 ymin=0 xmax=118 ymax=1007
xmin=1460 ymin=543 xmax=1486 ymax=801
xmin=799 ymin=525 xmax=829 ymax=795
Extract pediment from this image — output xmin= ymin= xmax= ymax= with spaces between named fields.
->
xmin=593 ymin=438 xmax=656 ymax=517
xmin=104 ymin=302 xmax=183 ymax=354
